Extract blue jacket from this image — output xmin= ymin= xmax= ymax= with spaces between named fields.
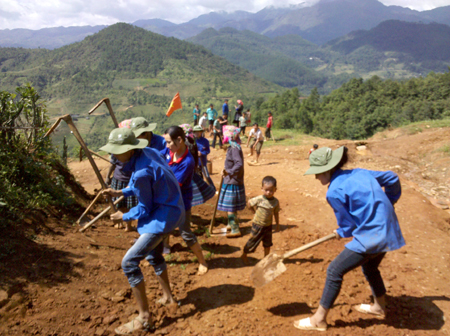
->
xmin=161 ymin=147 xmax=195 ymax=211
xmin=206 ymin=108 xmax=218 ymax=121
xmin=150 ymin=133 xmax=167 ymax=151
xmin=121 ymin=148 xmax=184 ymax=235
xmin=222 ymin=103 xmax=229 ymax=116
xmin=195 ymin=136 xmax=210 ymax=167
xmin=327 ymin=169 xmax=405 ymax=254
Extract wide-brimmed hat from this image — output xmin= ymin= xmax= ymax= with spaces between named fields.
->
xmin=193 ymin=125 xmax=203 ymax=132
xmin=304 ymin=146 xmax=345 ymax=175
xmin=100 ymin=128 xmax=148 ymax=154
xmin=130 ymin=117 xmax=156 ymax=137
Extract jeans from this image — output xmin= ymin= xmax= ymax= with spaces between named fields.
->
xmin=320 ymin=247 xmax=386 ymax=309
xmin=179 ymin=209 xmax=197 ymax=247
xmin=121 ymin=233 xmax=167 ymax=287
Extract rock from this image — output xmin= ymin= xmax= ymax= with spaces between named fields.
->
xmin=295 ymin=261 xmax=300 ymax=265
xmin=80 ymin=313 xmax=91 ymax=322
xmin=0 ymin=290 xmax=9 ymax=308
xmin=304 ymin=270 xmax=312 ymax=275
xmin=103 ymin=315 xmax=118 ymax=325
xmin=155 ymin=328 xmax=170 ymax=335
xmin=111 ymin=296 xmax=125 ymax=302
xmin=115 ymin=289 xmax=131 ymax=298
xmin=356 ymin=145 xmax=367 ymax=151
xmin=94 ymin=327 xmax=107 ymax=336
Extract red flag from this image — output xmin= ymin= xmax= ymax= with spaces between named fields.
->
xmin=166 ymin=92 xmax=182 ymax=117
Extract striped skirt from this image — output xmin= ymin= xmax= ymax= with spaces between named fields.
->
xmin=217 ymin=183 xmax=246 ymax=212
xmin=192 ymin=173 xmax=216 ymax=206
xmin=110 ymin=178 xmax=138 ymax=209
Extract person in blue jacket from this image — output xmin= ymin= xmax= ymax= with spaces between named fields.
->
xmin=130 ymin=117 xmax=166 ymax=151
xmin=294 ymin=146 xmax=405 ymax=332
xmin=222 ymin=99 xmax=229 ymax=120
xmin=161 ymin=126 xmax=209 ymax=275
xmin=100 ymin=128 xmax=184 ymax=335
xmin=193 ymin=125 xmax=210 ymax=171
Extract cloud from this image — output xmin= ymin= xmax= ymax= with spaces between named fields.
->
xmin=0 ymin=0 xmax=447 ymax=30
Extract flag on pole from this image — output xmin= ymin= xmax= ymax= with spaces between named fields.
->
xmin=166 ymin=92 xmax=182 ymax=117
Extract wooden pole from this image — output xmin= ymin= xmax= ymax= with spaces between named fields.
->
xmin=88 ymin=98 xmax=119 ymax=128
xmin=76 ymin=191 xmax=103 ymax=224
xmin=79 ymin=196 xmax=124 ymax=232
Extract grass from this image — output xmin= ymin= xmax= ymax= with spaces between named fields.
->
xmin=436 ymin=144 xmax=450 ymax=154
xmin=262 ymin=129 xmax=321 ymax=148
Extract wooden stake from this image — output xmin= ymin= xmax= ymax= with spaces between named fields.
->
xmin=79 ymin=196 xmax=124 ymax=232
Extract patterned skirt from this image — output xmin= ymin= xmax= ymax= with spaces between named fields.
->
xmin=110 ymin=178 xmax=138 ymax=209
xmin=217 ymin=183 xmax=246 ymax=212
xmin=192 ymin=172 xmax=216 ymax=206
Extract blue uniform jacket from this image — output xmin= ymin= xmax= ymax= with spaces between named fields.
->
xmin=195 ymin=136 xmax=210 ymax=167
xmin=161 ymin=147 xmax=195 ymax=211
xmin=150 ymin=133 xmax=167 ymax=151
xmin=327 ymin=169 xmax=405 ymax=254
xmin=222 ymin=103 xmax=229 ymax=116
xmin=121 ymin=148 xmax=184 ymax=235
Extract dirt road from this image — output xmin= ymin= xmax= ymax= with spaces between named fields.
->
xmin=1 ymin=126 xmax=449 ymax=335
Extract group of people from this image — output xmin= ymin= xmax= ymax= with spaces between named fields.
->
xmin=99 ymin=114 xmax=405 ymax=334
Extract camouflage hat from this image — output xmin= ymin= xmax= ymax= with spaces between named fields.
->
xmin=304 ymin=146 xmax=345 ymax=175
xmin=130 ymin=117 xmax=157 ymax=137
xmin=100 ymin=128 xmax=148 ymax=154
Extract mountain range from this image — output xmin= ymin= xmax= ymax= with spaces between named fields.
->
xmin=2 ymin=0 xmax=450 ymax=49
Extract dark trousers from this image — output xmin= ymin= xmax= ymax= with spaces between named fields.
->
xmin=193 ymin=119 xmax=198 ymax=126
xmin=320 ymin=248 xmax=386 ymax=309
xmin=212 ymin=132 xmax=222 ymax=148
xmin=265 ymin=127 xmax=271 ymax=138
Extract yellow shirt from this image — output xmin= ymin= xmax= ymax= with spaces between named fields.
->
xmin=249 ymin=195 xmax=280 ymax=227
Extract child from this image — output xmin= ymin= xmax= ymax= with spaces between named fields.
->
xmin=265 ymin=111 xmax=273 ymax=139
xmin=295 ymin=146 xmax=404 ymax=331
xmin=193 ymin=125 xmax=210 ymax=170
xmin=206 ymin=104 xmax=218 ymax=134
xmin=212 ymin=116 xmax=223 ymax=149
xmin=193 ymin=104 xmax=200 ymax=126
xmin=239 ymin=112 xmax=247 ymax=136
xmin=218 ymin=126 xmax=246 ymax=237
xmin=308 ymin=144 xmax=319 ymax=157
xmin=199 ymin=112 xmax=208 ymax=131
xmin=241 ymin=176 xmax=280 ymax=264
xmin=247 ymin=123 xmax=264 ymax=163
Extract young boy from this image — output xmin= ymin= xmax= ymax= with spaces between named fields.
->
xmin=241 ymin=176 xmax=280 ymax=264
xmin=308 ymin=144 xmax=319 ymax=157
xmin=199 ymin=112 xmax=208 ymax=131
xmin=247 ymin=123 xmax=264 ymax=163
xmin=265 ymin=111 xmax=273 ymax=139
xmin=193 ymin=125 xmax=210 ymax=169
xmin=239 ymin=112 xmax=247 ymax=136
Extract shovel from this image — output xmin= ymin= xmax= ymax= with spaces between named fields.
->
xmin=208 ymin=175 xmax=228 ymax=236
xmin=251 ymin=233 xmax=337 ymax=287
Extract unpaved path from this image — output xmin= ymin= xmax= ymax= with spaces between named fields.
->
xmin=1 ymin=127 xmax=449 ymax=336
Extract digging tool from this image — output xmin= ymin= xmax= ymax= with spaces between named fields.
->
xmin=76 ymin=191 xmax=103 ymax=224
xmin=88 ymin=98 xmax=119 ymax=127
xmin=45 ymin=115 xmax=118 ymax=215
xmin=79 ymin=196 xmax=124 ymax=232
xmin=208 ymin=175 xmax=228 ymax=236
xmin=251 ymin=233 xmax=337 ymax=287
xmin=88 ymin=149 xmax=110 ymax=163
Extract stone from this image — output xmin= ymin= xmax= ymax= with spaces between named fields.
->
xmin=0 ymin=290 xmax=9 ymax=308
xmin=80 ymin=313 xmax=91 ymax=322
xmin=356 ymin=145 xmax=367 ymax=151
xmin=304 ymin=270 xmax=312 ymax=275
xmin=111 ymin=296 xmax=125 ymax=302
xmin=103 ymin=315 xmax=118 ymax=325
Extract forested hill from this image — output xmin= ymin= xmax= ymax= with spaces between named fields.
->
xmin=0 ymin=23 xmax=280 ymax=152
xmin=327 ymin=20 xmax=450 ymax=62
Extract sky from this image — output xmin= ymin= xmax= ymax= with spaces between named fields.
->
xmin=0 ymin=0 xmax=449 ymax=30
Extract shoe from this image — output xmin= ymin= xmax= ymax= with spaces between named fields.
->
xmin=353 ymin=304 xmax=385 ymax=317
xmin=226 ymin=231 xmax=242 ymax=238
xmin=293 ymin=317 xmax=327 ymax=331
xmin=115 ymin=316 xmax=154 ymax=335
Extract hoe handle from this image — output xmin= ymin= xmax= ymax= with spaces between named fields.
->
xmin=282 ymin=233 xmax=337 ymax=260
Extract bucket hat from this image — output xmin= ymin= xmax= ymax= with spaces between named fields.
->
xmin=100 ymin=128 xmax=148 ymax=154
xmin=304 ymin=146 xmax=345 ymax=175
xmin=193 ymin=125 xmax=203 ymax=132
xmin=130 ymin=117 xmax=156 ymax=137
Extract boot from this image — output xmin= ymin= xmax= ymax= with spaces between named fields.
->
xmin=226 ymin=214 xmax=241 ymax=238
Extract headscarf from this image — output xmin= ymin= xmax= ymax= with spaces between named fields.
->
xmin=179 ymin=123 xmax=194 ymax=139
xmin=223 ymin=126 xmax=241 ymax=150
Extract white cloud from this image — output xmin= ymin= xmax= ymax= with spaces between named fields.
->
xmin=0 ymin=0 xmax=447 ymax=30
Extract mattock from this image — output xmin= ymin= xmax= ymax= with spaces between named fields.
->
xmin=88 ymin=97 xmax=119 ymax=127
xmin=44 ymin=114 xmax=119 ymax=228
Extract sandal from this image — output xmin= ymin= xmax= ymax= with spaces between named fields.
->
xmin=353 ymin=304 xmax=385 ymax=317
xmin=293 ymin=317 xmax=327 ymax=331
xmin=114 ymin=316 xmax=153 ymax=335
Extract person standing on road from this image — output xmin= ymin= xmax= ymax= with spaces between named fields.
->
xmin=265 ymin=111 xmax=273 ymax=139
xmin=206 ymin=104 xmax=218 ymax=134
xmin=222 ymin=99 xmax=229 ymax=120
xmin=294 ymin=146 xmax=405 ymax=332
xmin=218 ymin=126 xmax=246 ymax=238
xmin=233 ymin=100 xmax=244 ymax=126
xmin=247 ymin=123 xmax=264 ymax=163
xmin=161 ymin=126 xmax=209 ymax=275
xmin=212 ymin=116 xmax=223 ymax=149
xmin=199 ymin=112 xmax=208 ymax=131
xmin=100 ymin=128 xmax=184 ymax=334
xmin=193 ymin=104 xmax=201 ymax=126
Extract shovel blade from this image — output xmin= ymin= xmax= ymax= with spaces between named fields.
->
xmin=210 ymin=227 xmax=228 ymax=236
xmin=251 ymin=253 xmax=287 ymax=288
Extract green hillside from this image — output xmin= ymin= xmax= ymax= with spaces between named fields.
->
xmin=0 ymin=23 xmax=281 ymax=152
